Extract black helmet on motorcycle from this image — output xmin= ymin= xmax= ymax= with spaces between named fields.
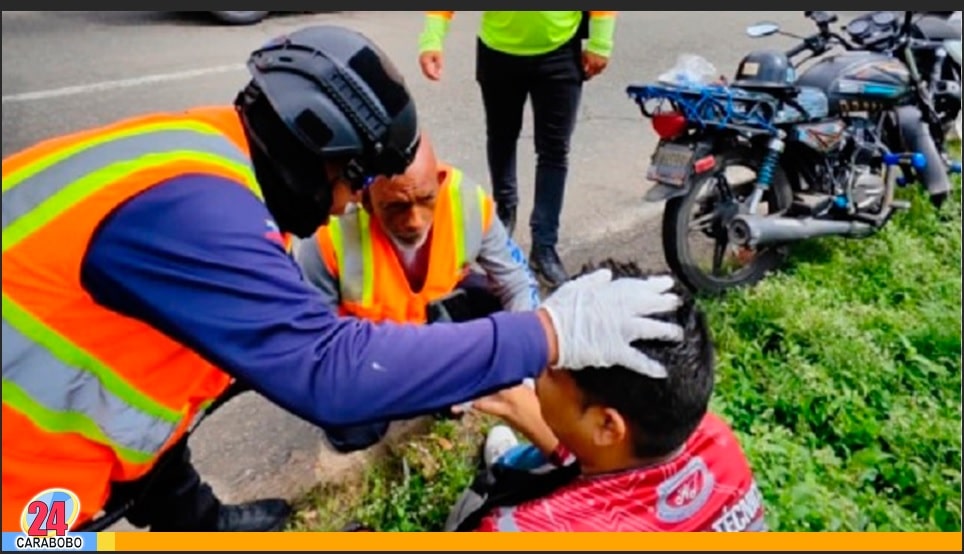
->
xmin=235 ymin=25 xmax=420 ymax=237
xmin=732 ymin=49 xmax=796 ymax=89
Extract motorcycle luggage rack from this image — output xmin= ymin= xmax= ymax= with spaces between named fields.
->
xmin=627 ymin=81 xmax=785 ymax=135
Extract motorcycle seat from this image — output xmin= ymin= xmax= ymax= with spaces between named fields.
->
xmin=731 ymin=81 xmax=800 ymax=99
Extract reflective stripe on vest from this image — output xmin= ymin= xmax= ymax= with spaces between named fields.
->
xmin=1 ymin=119 xmax=260 ymax=464
xmin=329 ymin=168 xmax=486 ymax=305
xmin=326 ymin=211 xmax=376 ymax=306
xmin=2 ymin=120 xmax=260 ymax=245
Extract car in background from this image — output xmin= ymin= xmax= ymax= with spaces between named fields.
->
xmin=209 ymin=11 xmax=271 ymax=25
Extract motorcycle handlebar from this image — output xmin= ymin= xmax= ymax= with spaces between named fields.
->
xmin=781 ymin=11 xmax=939 ymax=67
xmin=785 ymin=31 xmax=855 ymax=61
xmin=902 ymin=10 xmax=914 ymax=35
xmin=785 ymin=41 xmax=811 ymax=58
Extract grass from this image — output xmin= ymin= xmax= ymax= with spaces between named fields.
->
xmin=288 ymin=415 xmax=493 ymax=532
xmin=291 ymin=142 xmax=963 ymax=532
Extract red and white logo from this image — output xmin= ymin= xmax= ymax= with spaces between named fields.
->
xmin=656 ymin=456 xmax=714 ymax=523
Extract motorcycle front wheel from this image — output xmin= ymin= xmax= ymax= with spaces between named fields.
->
xmin=660 ymin=146 xmax=794 ymax=295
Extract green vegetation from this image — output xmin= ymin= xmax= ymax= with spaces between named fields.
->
xmin=703 ymin=151 xmax=963 ymax=531
xmin=291 ymin=143 xmax=962 ymax=532
xmin=289 ymin=416 xmax=490 ymax=532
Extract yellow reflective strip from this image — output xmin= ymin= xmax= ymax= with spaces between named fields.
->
xmin=447 ymin=173 xmax=467 ymax=268
xmin=1 ymin=379 xmax=155 ymax=465
xmin=357 ymin=209 xmax=376 ymax=306
xmin=328 ymin=217 xmax=345 ymax=277
xmin=3 ymin=120 xmax=229 ymax=193
xmin=2 ymin=151 xmax=255 ymax=253
xmin=2 ymin=293 xmax=183 ymax=424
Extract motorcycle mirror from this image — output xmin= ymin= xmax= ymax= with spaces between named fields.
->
xmin=746 ymin=22 xmax=781 ymax=37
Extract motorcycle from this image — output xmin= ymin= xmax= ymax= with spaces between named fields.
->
xmin=845 ymin=11 xmax=961 ymax=149
xmin=626 ymin=10 xmax=963 ymax=295
xmin=952 ymin=11 xmax=964 ymax=133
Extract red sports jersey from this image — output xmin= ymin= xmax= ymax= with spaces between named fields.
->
xmin=474 ymin=413 xmax=766 ymax=532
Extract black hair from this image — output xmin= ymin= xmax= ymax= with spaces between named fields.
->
xmin=568 ymin=259 xmax=715 ymax=458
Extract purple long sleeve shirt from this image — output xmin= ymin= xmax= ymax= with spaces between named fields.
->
xmin=79 ymin=175 xmax=548 ymax=427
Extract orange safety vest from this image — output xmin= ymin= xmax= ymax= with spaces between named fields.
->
xmin=314 ymin=166 xmax=494 ymax=324
xmin=0 ymin=105 xmax=288 ymax=532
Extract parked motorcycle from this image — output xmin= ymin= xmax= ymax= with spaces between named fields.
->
xmin=626 ymin=10 xmax=963 ymax=295
xmin=845 ymin=11 xmax=961 ymax=150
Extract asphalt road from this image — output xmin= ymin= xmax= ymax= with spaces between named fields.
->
xmin=2 ymin=10 xmax=828 ymax=529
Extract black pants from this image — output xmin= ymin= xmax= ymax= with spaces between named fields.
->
xmin=476 ymin=35 xmax=584 ymax=248
xmin=78 ymin=381 xmax=250 ymax=532
xmin=81 ymin=439 xmax=221 ymax=532
xmin=322 ymin=279 xmax=503 ymax=454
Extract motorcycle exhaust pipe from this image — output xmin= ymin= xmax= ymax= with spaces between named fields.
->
xmin=894 ymin=105 xmax=952 ymax=204
xmin=728 ymin=214 xmax=875 ymax=248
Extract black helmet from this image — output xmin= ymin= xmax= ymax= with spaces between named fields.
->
xmin=732 ymin=49 xmax=795 ymax=89
xmin=235 ymin=25 xmax=420 ymax=236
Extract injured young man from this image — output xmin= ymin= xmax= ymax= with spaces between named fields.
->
xmin=444 ymin=258 xmax=767 ymax=532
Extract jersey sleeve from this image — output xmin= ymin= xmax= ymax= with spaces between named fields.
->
xmin=587 ymin=11 xmax=617 ymax=57
xmin=476 ymin=215 xmax=542 ymax=312
xmin=419 ymin=11 xmax=455 ymax=53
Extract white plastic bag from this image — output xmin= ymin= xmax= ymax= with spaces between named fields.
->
xmin=657 ymin=54 xmax=718 ymax=86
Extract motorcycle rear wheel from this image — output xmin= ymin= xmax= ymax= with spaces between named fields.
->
xmin=660 ymin=146 xmax=794 ymax=295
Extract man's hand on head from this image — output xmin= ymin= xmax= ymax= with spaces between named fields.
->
xmin=537 ymin=269 xmax=685 ymax=379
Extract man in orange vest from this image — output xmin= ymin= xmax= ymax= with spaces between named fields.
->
xmin=295 ymin=132 xmax=541 ymax=452
xmin=2 ymin=25 xmax=685 ymax=534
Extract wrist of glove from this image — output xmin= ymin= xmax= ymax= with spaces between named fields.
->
xmin=540 ymin=269 xmax=685 ymax=378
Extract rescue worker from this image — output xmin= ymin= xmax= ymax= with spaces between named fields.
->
xmin=295 ymin=132 xmax=541 ymax=453
xmin=2 ymin=25 xmax=682 ymax=534
xmin=418 ymin=11 xmax=618 ymax=288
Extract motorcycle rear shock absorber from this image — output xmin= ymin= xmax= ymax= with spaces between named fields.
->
xmin=747 ymin=132 xmax=785 ymax=213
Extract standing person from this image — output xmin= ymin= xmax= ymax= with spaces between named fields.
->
xmin=2 ymin=25 xmax=679 ymax=534
xmin=418 ymin=11 xmax=618 ymax=288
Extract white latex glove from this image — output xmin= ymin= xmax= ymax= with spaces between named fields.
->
xmin=540 ymin=269 xmax=685 ymax=378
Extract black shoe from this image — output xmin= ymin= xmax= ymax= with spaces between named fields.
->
xmin=216 ymin=499 xmax=292 ymax=532
xmin=496 ymin=203 xmax=516 ymax=237
xmin=323 ymin=421 xmax=390 ymax=454
xmin=529 ymin=245 xmax=570 ymax=290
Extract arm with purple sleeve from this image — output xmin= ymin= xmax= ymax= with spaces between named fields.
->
xmin=79 ymin=175 xmax=548 ymax=427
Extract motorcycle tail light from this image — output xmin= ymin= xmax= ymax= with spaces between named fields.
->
xmin=693 ymin=155 xmax=716 ymax=173
xmin=652 ymin=111 xmax=687 ymax=139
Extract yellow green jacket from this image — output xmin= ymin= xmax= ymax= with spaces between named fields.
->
xmin=418 ymin=11 xmax=618 ymax=58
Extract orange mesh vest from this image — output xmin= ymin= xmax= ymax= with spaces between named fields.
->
xmin=314 ymin=166 xmax=494 ymax=324
xmin=0 ymin=105 xmax=287 ymax=532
